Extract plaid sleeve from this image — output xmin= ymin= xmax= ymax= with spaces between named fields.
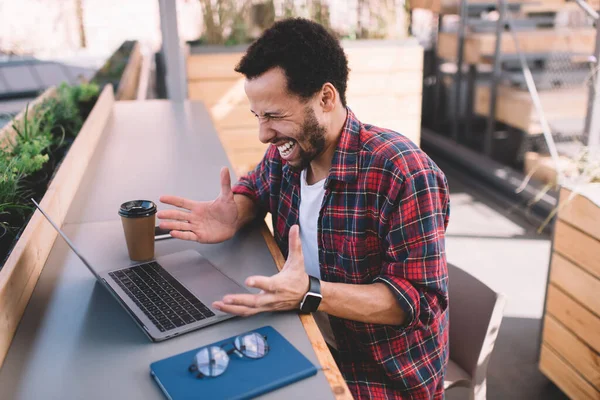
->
xmin=231 ymin=145 xmax=277 ymax=215
xmin=375 ymin=167 xmax=450 ymax=331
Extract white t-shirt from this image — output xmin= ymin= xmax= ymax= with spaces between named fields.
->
xmin=299 ymin=168 xmax=337 ymax=349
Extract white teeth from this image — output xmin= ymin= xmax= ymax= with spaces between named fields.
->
xmin=277 ymin=141 xmax=295 ymax=157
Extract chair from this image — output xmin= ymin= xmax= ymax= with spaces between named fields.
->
xmin=444 ymin=263 xmax=507 ymax=400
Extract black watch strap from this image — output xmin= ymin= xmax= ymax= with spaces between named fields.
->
xmin=299 ymin=275 xmax=322 ymax=313
xmin=308 ymin=275 xmax=321 ymax=295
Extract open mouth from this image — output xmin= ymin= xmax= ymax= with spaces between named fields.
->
xmin=277 ymin=140 xmax=297 ymax=159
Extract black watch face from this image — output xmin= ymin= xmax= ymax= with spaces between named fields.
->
xmin=302 ymin=294 xmax=322 ymax=312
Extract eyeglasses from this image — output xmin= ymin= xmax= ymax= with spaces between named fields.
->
xmin=188 ymin=332 xmax=270 ymax=378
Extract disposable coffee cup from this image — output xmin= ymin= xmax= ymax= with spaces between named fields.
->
xmin=119 ymin=200 xmax=157 ymax=261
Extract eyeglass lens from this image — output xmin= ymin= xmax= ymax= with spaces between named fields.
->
xmin=193 ymin=346 xmax=229 ymax=377
xmin=233 ymin=332 xmax=269 ymax=359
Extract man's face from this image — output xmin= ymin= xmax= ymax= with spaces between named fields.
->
xmin=244 ymin=67 xmax=327 ymax=170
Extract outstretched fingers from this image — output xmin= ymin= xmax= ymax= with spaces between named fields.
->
xmin=168 ymin=230 xmax=198 ymax=242
xmin=159 ymin=220 xmax=193 ymax=232
xmin=159 ymin=195 xmax=197 ymax=211
xmin=156 ymin=209 xmax=192 ymax=222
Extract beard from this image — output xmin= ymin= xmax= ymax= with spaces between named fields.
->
xmin=287 ymin=107 xmax=327 ymax=171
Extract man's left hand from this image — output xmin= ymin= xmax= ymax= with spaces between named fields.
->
xmin=212 ymin=224 xmax=310 ymax=317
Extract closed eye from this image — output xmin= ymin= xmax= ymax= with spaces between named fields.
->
xmin=251 ymin=112 xmax=284 ymax=121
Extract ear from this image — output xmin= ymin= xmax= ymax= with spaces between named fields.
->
xmin=319 ymin=83 xmax=337 ymax=112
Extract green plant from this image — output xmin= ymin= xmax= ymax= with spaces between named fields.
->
xmin=72 ymin=82 xmax=100 ymax=103
xmin=11 ymin=138 xmax=51 ymax=176
xmin=0 ymin=157 xmax=30 ymax=208
xmin=199 ymin=0 xmax=252 ymax=45
xmin=310 ymin=0 xmax=331 ymax=31
xmin=42 ymin=85 xmax=83 ymax=138
xmin=11 ymin=104 xmax=49 ymax=144
xmin=0 ymin=82 xmax=100 ymax=263
xmin=4 ymin=104 xmax=53 ymax=178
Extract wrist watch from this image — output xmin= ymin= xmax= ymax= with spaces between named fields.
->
xmin=299 ymin=275 xmax=322 ymax=313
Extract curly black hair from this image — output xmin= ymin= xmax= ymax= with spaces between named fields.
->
xmin=235 ymin=18 xmax=349 ymax=107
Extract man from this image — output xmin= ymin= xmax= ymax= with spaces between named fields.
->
xmin=158 ymin=18 xmax=450 ymax=399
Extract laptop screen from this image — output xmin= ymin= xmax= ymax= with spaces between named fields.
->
xmin=31 ymin=198 xmax=102 ymax=281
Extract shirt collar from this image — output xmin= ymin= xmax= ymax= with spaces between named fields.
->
xmin=326 ymin=107 xmax=360 ymax=185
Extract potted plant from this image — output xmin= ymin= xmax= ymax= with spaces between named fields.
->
xmin=0 ymin=82 xmax=100 ymax=266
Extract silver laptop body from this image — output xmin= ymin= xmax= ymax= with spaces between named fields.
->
xmin=33 ymin=199 xmax=246 ymax=342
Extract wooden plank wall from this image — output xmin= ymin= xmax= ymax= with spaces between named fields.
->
xmin=186 ymin=41 xmax=424 ymax=177
xmin=344 ymin=42 xmax=423 ymax=148
xmin=539 ymin=187 xmax=600 ymax=399
xmin=0 ymin=85 xmax=115 ymax=368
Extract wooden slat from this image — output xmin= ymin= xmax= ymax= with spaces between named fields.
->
xmin=0 ymin=87 xmax=57 ymax=148
xmin=409 ymin=0 xmax=443 ymax=12
xmin=259 ymin=223 xmax=352 ymax=400
xmin=187 ymin=42 xmax=424 ymax=79
xmin=546 ymin=284 xmax=600 ymax=353
xmin=116 ymin=41 xmax=142 ymax=101
xmin=188 ymin=78 xmax=245 ymax=106
xmin=524 ymin=151 xmax=561 ymax=186
xmin=550 ymin=253 xmax=600 ymax=315
xmin=349 ymin=94 xmax=422 ymax=119
xmin=521 ymin=1 xmax=576 ymax=14
xmin=187 ymin=53 xmax=245 ymax=80
xmin=0 ymin=85 xmax=115 ymax=369
xmin=543 ymin=315 xmax=600 ymax=390
xmin=558 ymin=187 xmax=600 ymax=243
xmin=347 ymin=71 xmax=423 ymax=96
xmin=439 ymin=28 xmax=596 ymax=64
xmin=554 ymin=219 xmax=600 ymax=280
xmin=410 ymin=0 xmax=527 ymax=13
xmin=539 ymin=344 xmax=600 ymax=400
xmin=475 ymin=85 xmax=587 ymax=134
xmin=212 ymin=104 xmax=256 ymax=129
xmin=438 ymin=32 xmax=481 ymax=64
xmin=344 ymin=44 xmax=423 ymax=73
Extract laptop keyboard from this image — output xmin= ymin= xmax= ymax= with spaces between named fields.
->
xmin=109 ymin=261 xmax=215 ymax=332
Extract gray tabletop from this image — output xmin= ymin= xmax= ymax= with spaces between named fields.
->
xmin=0 ymin=101 xmax=333 ymax=400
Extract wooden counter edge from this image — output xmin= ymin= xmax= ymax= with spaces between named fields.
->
xmin=259 ymin=223 xmax=353 ymax=400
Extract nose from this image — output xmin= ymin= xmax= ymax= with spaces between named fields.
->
xmin=258 ymin=121 xmax=277 ymax=144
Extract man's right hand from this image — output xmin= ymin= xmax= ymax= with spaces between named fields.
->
xmin=157 ymin=167 xmax=240 ymax=244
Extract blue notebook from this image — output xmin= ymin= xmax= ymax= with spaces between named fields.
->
xmin=150 ymin=326 xmax=318 ymax=400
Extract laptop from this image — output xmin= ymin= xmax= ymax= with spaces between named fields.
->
xmin=32 ymin=199 xmax=248 ymax=342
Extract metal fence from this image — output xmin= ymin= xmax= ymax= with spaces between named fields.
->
xmin=414 ymin=0 xmax=600 ymax=190
xmin=501 ymin=1 xmax=600 ymax=188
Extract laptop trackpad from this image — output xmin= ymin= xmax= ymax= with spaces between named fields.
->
xmin=156 ymin=250 xmax=248 ymax=312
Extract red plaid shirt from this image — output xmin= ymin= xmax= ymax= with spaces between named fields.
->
xmin=232 ymin=109 xmax=450 ymax=399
